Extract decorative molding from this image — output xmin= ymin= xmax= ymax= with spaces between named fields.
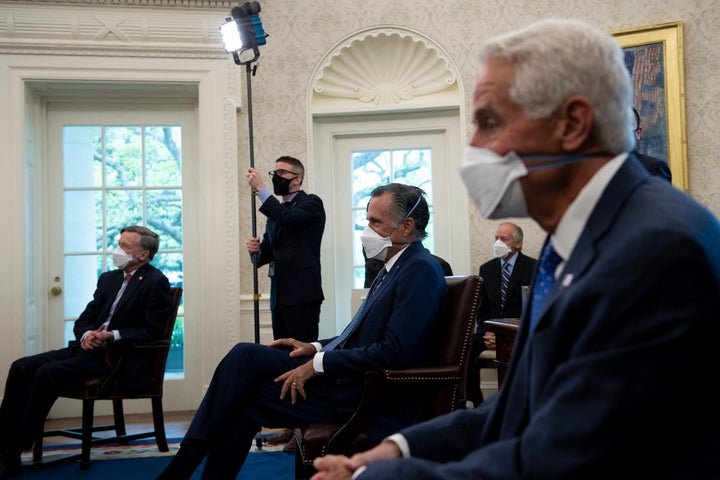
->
xmin=0 ymin=1 xmax=231 ymax=57
xmin=312 ymin=26 xmax=457 ymax=106
xmin=0 ymin=44 xmax=227 ymax=58
xmin=3 ymin=0 xmax=232 ymax=8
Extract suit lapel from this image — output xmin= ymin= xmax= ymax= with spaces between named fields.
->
xmin=531 ymin=160 xmax=646 ymax=333
xmin=113 ymin=265 xmax=146 ymax=316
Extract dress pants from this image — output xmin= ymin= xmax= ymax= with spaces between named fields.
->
xmin=162 ymin=342 xmax=339 ymax=480
xmin=271 ymin=301 xmax=321 ymax=342
xmin=0 ymin=347 xmax=110 ymax=456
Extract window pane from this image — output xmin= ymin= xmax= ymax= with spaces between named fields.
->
xmin=105 ymin=126 xmax=142 ymax=187
xmin=64 ymin=190 xmax=102 ymax=253
xmin=64 ymin=254 xmax=101 ymax=318
xmin=105 ymin=190 xmax=143 ymax=238
xmin=63 ymin=126 xmax=102 ymax=188
xmin=145 ymin=126 xmax=182 ymax=186
xmin=147 ymin=189 xmax=183 ymax=250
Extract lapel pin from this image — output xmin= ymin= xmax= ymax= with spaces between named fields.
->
xmin=561 ymin=273 xmax=573 ymax=287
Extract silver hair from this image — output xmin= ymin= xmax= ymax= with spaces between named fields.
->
xmin=478 ymin=18 xmax=634 ymax=154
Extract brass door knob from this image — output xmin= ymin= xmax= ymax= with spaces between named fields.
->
xmin=50 ymin=286 xmax=63 ymax=296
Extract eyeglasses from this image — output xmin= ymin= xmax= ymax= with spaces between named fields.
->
xmin=268 ymin=169 xmax=299 ymax=179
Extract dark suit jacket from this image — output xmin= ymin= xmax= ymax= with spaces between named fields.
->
xmin=477 ymin=251 xmax=536 ymax=321
xmin=634 ymin=149 xmax=672 ymax=182
xmin=256 ymin=190 xmax=325 ymax=306
xmin=73 ymin=263 xmax=172 ymax=390
xmin=361 ymin=157 xmax=720 ymax=478
xmin=321 ymin=241 xmax=448 ymax=440
xmin=365 ymin=254 xmax=452 ymax=287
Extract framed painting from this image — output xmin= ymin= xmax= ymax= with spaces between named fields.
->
xmin=613 ymin=21 xmax=688 ymax=191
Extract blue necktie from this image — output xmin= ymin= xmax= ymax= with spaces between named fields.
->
xmin=500 ymin=261 xmax=511 ymax=312
xmin=322 ymin=267 xmax=387 ymax=351
xmin=529 ymin=242 xmax=562 ymax=331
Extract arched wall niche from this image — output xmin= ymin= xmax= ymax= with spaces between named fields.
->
xmin=309 ymin=25 xmax=461 ymax=113
xmin=306 ymin=25 xmax=469 ymax=338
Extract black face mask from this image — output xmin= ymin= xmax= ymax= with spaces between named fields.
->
xmin=272 ymin=174 xmax=292 ymax=196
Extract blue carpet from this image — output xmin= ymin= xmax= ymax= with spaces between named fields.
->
xmin=16 ymin=449 xmax=294 ymax=479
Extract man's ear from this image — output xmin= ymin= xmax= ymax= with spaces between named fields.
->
xmin=557 ymin=96 xmax=593 ymax=151
xmin=401 ymin=217 xmax=415 ymax=236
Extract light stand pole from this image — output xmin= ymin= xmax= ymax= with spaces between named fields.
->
xmin=221 ymin=1 xmax=267 ymax=345
xmin=221 ymin=1 xmax=268 ymax=452
xmin=245 ymin=61 xmax=261 ymax=345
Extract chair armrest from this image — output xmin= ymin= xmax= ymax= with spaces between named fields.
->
xmin=98 ymin=339 xmax=170 ymax=395
xmin=382 ymin=365 xmax=462 ymax=383
xmin=129 ymin=339 xmax=170 ymax=350
xmin=327 ymin=371 xmax=382 ymax=452
xmin=328 ymin=366 xmax=463 ymax=451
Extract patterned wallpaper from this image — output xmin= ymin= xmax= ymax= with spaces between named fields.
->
xmin=3 ymin=0 xmax=719 ymax=272
xmin=239 ymin=0 xmax=720 ymax=271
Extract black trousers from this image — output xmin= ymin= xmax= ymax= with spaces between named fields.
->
xmin=0 ymin=346 xmax=110 ymax=455
xmin=271 ymin=301 xmax=321 ymax=342
xmin=165 ymin=342 xmax=341 ymax=480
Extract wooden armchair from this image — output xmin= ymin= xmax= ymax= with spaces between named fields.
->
xmin=32 ymin=286 xmax=183 ymax=470
xmin=293 ymin=275 xmax=483 ymax=479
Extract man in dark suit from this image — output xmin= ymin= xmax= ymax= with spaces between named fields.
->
xmin=156 ymin=183 xmax=447 ymax=480
xmin=632 ymin=107 xmax=673 ymax=182
xmin=246 ymin=155 xmax=325 ymax=343
xmin=0 ymin=226 xmax=172 ymax=478
xmin=467 ymin=222 xmax=536 ymax=405
xmin=313 ymin=19 xmax=720 ymax=479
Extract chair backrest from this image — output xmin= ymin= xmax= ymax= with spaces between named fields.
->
xmin=425 ymin=275 xmax=483 ymax=415
xmin=101 ymin=286 xmax=183 ymax=397
xmin=163 ymin=287 xmax=184 ymax=339
xmin=431 ymin=275 xmax=483 ymax=366
xmin=143 ymin=286 xmax=183 ymax=394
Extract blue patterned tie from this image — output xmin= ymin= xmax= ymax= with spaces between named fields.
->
xmin=529 ymin=242 xmax=562 ymax=331
xmin=500 ymin=261 xmax=511 ymax=312
xmin=322 ymin=267 xmax=387 ymax=351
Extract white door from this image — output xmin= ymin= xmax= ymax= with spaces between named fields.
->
xmin=45 ymin=100 xmax=200 ymax=416
xmin=313 ymin=110 xmax=469 ymax=338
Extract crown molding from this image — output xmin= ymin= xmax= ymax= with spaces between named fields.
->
xmin=2 ymin=0 xmax=232 ymax=8
xmin=0 ymin=1 xmax=231 ymax=57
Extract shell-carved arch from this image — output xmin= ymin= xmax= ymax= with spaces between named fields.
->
xmin=310 ymin=25 xmax=460 ymax=109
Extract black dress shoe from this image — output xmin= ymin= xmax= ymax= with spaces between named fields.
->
xmin=156 ymin=445 xmax=204 ymax=480
xmin=266 ymin=428 xmax=294 ymax=445
xmin=0 ymin=452 xmax=21 ymax=479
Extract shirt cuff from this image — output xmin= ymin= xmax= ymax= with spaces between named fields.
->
xmin=353 ymin=436 xmax=408 ymax=479
xmin=386 ymin=434 xmax=410 ymax=458
xmin=352 ymin=466 xmax=367 ymax=479
xmin=313 ymin=351 xmax=325 ymax=373
xmin=111 ymin=329 xmax=121 ymax=341
xmin=257 ymin=187 xmax=272 ymax=203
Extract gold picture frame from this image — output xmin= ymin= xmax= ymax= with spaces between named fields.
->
xmin=613 ymin=21 xmax=688 ymax=191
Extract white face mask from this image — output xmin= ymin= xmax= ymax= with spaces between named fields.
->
xmin=360 ymin=194 xmax=423 ymax=262
xmin=112 ymin=246 xmax=135 ymax=269
xmin=360 ymin=225 xmax=393 ymax=261
xmin=493 ymin=239 xmax=512 ymax=258
xmin=459 ymin=147 xmax=529 ymax=219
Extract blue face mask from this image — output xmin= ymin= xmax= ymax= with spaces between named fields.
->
xmin=521 ymin=152 xmax=611 ymax=172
